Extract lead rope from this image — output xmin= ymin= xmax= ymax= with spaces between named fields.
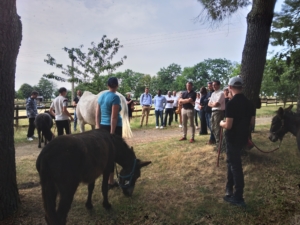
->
xmin=217 ymin=128 xmax=223 ymax=167
xmin=249 ymin=139 xmax=282 ymax=154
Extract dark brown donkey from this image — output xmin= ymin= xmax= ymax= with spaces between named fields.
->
xmin=36 ymin=129 xmax=151 ymax=225
xmin=34 ymin=111 xmax=55 ymax=148
xmin=269 ymin=105 xmax=300 ymax=151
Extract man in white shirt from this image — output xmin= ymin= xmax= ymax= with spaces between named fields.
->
xmin=208 ymin=80 xmax=225 ymax=148
xmin=164 ymin=91 xmax=174 ymax=127
xmin=172 ymin=91 xmax=179 ymax=123
xmin=50 ymin=87 xmax=74 ymax=136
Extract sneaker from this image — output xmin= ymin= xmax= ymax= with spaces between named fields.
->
xmin=27 ymin=137 xmax=33 ymax=141
xmin=179 ymin=137 xmax=187 ymax=141
xmin=31 ymin=135 xmax=37 ymax=139
xmin=189 ymin=138 xmax=195 ymax=143
xmin=196 ymin=126 xmax=199 ymax=130
xmin=160 ymin=126 xmax=164 ymax=129
xmin=223 ymin=195 xmax=246 ymax=207
xmin=156 ymin=126 xmax=159 ymax=129
xmin=179 ymin=124 xmax=182 ymax=128
xmin=225 ymin=189 xmax=233 ymax=197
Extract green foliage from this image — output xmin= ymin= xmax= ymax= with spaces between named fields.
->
xmin=43 ymin=35 xmax=126 ymax=84
xmin=197 ymin=0 xmax=250 ymax=24
xmin=271 ymin=0 xmax=300 ymax=82
xmin=261 ymin=58 xmax=298 ymax=106
xmin=17 ymin=83 xmax=33 ymax=99
xmin=36 ymin=78 xmax=57 ymax=100
xmin=156 ymin=63 xmax=182 ymax=94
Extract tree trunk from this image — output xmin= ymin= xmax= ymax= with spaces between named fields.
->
xmin=297 ymin=84 xmax=300 ymax=113
xmin=0 ymin=0 xmax=22 ymax=220
xmin=241 ymin=0 xmax=277 ymax=106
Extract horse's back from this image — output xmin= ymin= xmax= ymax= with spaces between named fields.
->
xmin=76 ymin=91 xmax=98 ymax=125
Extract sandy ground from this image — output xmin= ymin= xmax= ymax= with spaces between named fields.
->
xmin=15 ymin=117 xmax=271 ymax=158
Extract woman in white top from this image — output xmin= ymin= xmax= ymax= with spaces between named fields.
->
xmin=194 ymin=92 xmax=201 ymax=129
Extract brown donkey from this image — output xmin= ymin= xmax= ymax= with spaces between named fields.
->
xmin=36 ymin=129 xmax=151 ymax=225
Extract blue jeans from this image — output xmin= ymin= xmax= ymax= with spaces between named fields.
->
xmin=74 ymin=110 xmax=77 ymax=131
xmin=205 ymin=112 xmax=215 ymax=142
xmin=155 ymin=110 xmax=163 ymax=126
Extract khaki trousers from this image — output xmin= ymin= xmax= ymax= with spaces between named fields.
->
xmin=140 ymin=106 xmax=151 ymax=126
xmin=181 ymin=108 xmax=195 ymax=139
xmin=211 ymin=110 xmax=224 ymax=146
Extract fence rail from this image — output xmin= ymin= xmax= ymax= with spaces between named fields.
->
xmin=13 ymin=98 xmax=296 ymax=128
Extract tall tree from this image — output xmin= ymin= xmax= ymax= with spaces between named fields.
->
xmin=43 ymin=35 xmax=126 ymax=100
xmin=198 ymin=0 xmax=277 ymax=107
xmin=156 ymin=63 xmax=182 ymax=94
xmin=270 ymin=0 xmax=300 ymax=112
xmin=17 ymin=83 xmax=33 ymax=99
xmin=0 ymin=0 xmax=22 ymax=220
xmin=36 ymin=78 xmax=57 ymax=101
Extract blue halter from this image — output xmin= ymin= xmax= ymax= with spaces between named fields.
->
xmin=118 ymin=159 xmax=137 ymax=189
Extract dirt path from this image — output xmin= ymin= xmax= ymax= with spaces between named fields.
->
xmin=15 ymin=117 xmax=271 ymax=158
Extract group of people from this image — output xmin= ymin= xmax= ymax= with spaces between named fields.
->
xmin=25 ymin=75 xmax=254 ymax=207
xmin=176 ymin=77 xmax=255 ymax=207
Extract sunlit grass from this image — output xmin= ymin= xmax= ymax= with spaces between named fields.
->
xmin=13 ymin=124 xmax=300 ymax=224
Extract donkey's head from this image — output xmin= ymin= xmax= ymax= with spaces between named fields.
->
xmin=118 ymin=147 xmax=151 ymax=197
xmin=269 ymin=105 xmax=293 ymax=142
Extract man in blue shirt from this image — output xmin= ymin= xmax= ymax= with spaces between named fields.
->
xmin=153 ymin=89 xmax=166 ymax=129
xmin=139 ymin=87 xmax=152 ymax=127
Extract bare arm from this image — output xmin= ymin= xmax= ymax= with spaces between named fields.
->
xmin=208 ymin=101 xmax=220 ymax=107
xmin=110 ymin=105 xmax=119 ymax=134
xmin=179 ymin=98 xmax=193 ymax=104
xmin=220 ymin=117 xmax=233 ymax=130
xmin=63 ymin=106 xmax=74 ymax=121
xmin=49 ymin=107 xmax=55 ymax=118
xmin=95 ymin=104 xmax=100 ymax=129
xmin=72 ymin=101 xmax=77 ymax=107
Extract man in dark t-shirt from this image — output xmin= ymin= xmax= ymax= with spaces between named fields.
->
xmin=178 ymin=82 xmax=197 ymax=142
xmin=220 ymin=76 xmax=255 ymax=207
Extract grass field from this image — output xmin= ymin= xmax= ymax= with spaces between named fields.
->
xmin=10 ymin=124 xmax=300 ymax=225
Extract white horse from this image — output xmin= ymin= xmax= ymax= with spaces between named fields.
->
xmin=76 ymin=90 xmax=132 ymax=138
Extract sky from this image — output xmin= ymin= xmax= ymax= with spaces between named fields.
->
xmin=16 ymin=0 xmax=285 ymax=91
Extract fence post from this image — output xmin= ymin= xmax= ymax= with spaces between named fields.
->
xmin=275 ymin=96 xmax=277 ymax=106
xmin=15 ymin=105 xmax=19 ymax=128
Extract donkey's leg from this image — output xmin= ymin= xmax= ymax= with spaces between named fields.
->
xmin=85 ymin=181 xmax=95 ymax=209
xmin=79 ymin=121 xmax=85 ymax=133
xmin=41 ymin=178 xmax=59 ymax=225
xmin=38 ymin=130 xmax=42 ymax=148
xmin=56 ymin=181 xmax=79 ymax=225
xmin=102 ymin=170 xmax=111 ymax=210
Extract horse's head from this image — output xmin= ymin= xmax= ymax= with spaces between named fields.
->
xmin=269 ymin=105 xmax=293 ymax=142
xmin=118 ymin=156 xmax=151 ymax=197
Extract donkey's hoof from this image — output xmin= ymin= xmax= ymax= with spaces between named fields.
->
xmin=103 ymin=202 xmax=111 ymax=210
xmin=85 ymin=202 xmax=93 ymax=210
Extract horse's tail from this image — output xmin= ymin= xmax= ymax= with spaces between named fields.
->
xmin=36 ymin=153 xmax=59 ymax=224
xmin=118 ymin=93 xmax=133 ymax=138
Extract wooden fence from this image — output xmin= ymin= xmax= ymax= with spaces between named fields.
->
xmin=14 ymin=98 xmax=296 ymax=127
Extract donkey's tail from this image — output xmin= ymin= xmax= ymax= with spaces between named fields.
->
xmin=36 ymin=154 xmax=59 ymax=224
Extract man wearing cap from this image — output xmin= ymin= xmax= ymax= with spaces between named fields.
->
xmin=220 ymin=76 xmax=255 ymax=207
xmin=139 ymin=87 xmax=152 ymax=127
xmin=208 ymin=80 xmax=225 ymax=148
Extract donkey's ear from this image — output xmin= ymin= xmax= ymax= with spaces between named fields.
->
xmin=285 ymin=105 xmax=293 ymax=112
xmin=138 ymin=160 xmax=151 ymax=168
xmin=277 ymin=107 xmax=284 ymax=117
